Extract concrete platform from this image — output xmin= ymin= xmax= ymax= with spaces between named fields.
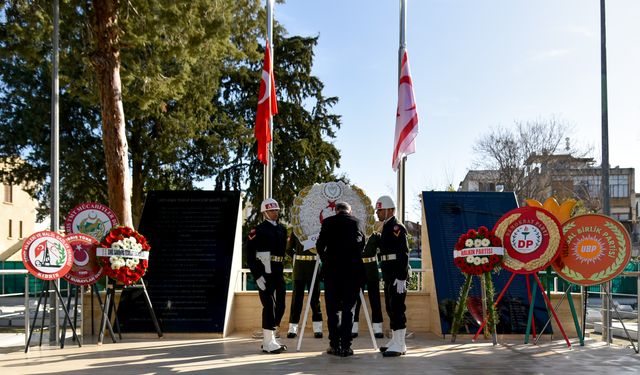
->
xmin=1 ymin=332 xmax=638 ymax=374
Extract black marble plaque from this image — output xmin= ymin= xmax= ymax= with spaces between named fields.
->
xmin=423 ymin=191 xmax=552 ymax=334
xmin=117 ymin=190 xmax=240 ymax=332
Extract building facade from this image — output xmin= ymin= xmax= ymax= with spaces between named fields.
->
xmin=459 ymin=155 xmax=636 ymax=245
xmin=1 ymin=175 xmax=38 ymax=261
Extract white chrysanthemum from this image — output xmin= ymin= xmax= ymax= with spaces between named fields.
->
xmin=473 ymin=257 xmax=482 ymax=265
xmin=125 ymin=259 xmax=133 ymax=268
xmin=122 ymin=238 xmax=133 ymax=249
xmin=474 ymin=239 xmax=483 ymax=247
xmin=482 ymin=257 xmax=489 ymax=264
xmin=465 ymin=239 xmax=474 ymax=247
xmin=112 ymin=260 xmax=121 ymax=269
xmin=466 ymin=255 xmax=474 ymax=263
xmin=481 ymin=238 xmax=491 ymax=247
xmin=132 ymin=258 xmax=140 ymax=265
xmin=134 ymin=243 xmax=143 ymax=251
xmin=112 ymin=242 xmax=122 ymax=249
xmin=129 ymin=237 xmax=138 ymax=244
xmin=110 ymin=256 xmax=118 ymax=263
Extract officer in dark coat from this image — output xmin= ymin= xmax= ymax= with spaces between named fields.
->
xmin=285 ymin=234 xmax=323 ymax=338
xmin=247 ymin=198 xmax=288 ymax=354
xmin=375 ymin=195 xmax=409 ymax=357
xmin=352 ymin=230 xmax=384 ymax=338
xmin=315 ymin=201 xmax=365 ymax=357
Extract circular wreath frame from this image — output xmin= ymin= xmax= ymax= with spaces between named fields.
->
xmin=98 ymin=226 xmax=150 ymax=285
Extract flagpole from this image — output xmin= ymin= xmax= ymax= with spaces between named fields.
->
xmin=397 ymin=0 xmax=407 ymax=223
xmin=264 ymin=0 xmax=274 ymax=200
xmin=50 ymin=0 xmax=61 ymax=345
xmin=599 ymin=0 xmax=611 ymax=345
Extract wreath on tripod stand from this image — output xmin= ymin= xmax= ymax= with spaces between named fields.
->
xmin=97 ymin=226 xmax=151 ymax=285
xmin=450 ymin=226 xmax=503 ymax=341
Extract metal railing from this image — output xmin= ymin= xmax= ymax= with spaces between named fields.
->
xmin=235 ymin=268 xmax=426 ymax=292
xmin=0 ymin=269 xmax=30 ymax=347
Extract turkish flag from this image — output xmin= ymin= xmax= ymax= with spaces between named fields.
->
xmin=392 ymin=50 xmax=419 ymax=171
xmin=255 ymin=40 xmax=278 ymax=164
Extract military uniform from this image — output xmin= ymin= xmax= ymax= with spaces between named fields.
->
xmin=379 ymin=216 xmax=409 ymax=331
xmin=353 ymin=232 xmax=383 ymax=333
xmin=247 ymin=220 xmax=288 ymax=331
xmin=286 ymin=235 xmax=323 ymax=337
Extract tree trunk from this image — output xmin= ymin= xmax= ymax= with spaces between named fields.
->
xmin=91 ymin=0 xmax=133 ymax=227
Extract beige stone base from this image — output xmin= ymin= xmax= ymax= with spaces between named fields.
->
xmin=83 ymin=290 xmax=582 ymax=338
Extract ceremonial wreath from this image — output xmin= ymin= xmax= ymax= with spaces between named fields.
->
xmin=98 ymin=226 xmax=150 ymax=285
xmin=450 ymin=226 xmax=503 ymax=341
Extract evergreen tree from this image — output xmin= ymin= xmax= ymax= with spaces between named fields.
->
xmin=1 ymin=0 xmax=341 ymax=227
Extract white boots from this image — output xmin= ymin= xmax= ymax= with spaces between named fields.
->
xmin=351 ymin=322 xmax=383 ymax=338
xmin=287 ymin=322 xmax=322 ymax=338
xmin=313 ymin=321 xmax=323 ymax=338
xmin=381 ymin=328 xmax=406 ymax=357
xmin=261 ymin=329 xmax=286 ymax=354
xmin=380 ymin=329 xmax=395 ymax=352
xmin=373 ymin=322 xmax=384 ymax=338
xmin=287 ymin=323 xmax=298 ymax=338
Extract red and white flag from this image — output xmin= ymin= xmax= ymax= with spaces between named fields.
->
xmin=392 ymin=50 xmax=419 ymax=171
xmin=255 ymin=40 xmax=278 ymax=165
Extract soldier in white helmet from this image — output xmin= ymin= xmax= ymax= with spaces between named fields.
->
xmin=247 ymin=198 xmax=288 ymax=353
xmin=375 ymin=195 xmax=409 ymax=357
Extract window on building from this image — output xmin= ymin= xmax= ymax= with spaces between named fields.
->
xmin=3 ymin=184 xmax=12 ymax=203
xmin=611 ymin=213 xmax=630 ymax=221
xmin=573 ymin=176 xmax=600 ymax=199
xmin=609 ymin=175 xmax=629 ymax=198
xmin=8 ymin=219 xmax=12 ymax=238
xmin=19 ymin=221 xmax=23 ymax=239
xmin=478 ymin=182 xmax=495 ymax=192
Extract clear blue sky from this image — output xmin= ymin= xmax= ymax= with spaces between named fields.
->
xmin=273 ymin=0 xmax=640 ymax=223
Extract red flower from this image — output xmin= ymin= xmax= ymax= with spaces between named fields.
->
xmin=478 ymin=226 xmax=489 ymax=236
xmin=466 ymin=229 xmax=477 ymax=238
xmin=491 ymin=236 xmax=502 ymax=246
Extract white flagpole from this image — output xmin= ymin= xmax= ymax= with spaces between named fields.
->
xmin=264 ymin=0 xmax=274 ymax=200
xmin=50 ymin=0 xmax=61 ymax=345
xmin=397 ymin=0 xmax=407 ymax=223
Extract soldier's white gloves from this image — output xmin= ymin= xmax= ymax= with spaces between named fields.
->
xmin=393 ymin=279 xmax=407 ymax=294
xmin=256 ymin=276 xmax=266 ymax=291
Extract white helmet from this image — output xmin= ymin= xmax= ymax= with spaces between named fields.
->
xmin=260 ymin=198 xmax=280 ymax=212
xmin=375 ymin=195 xmax=395 ymax=210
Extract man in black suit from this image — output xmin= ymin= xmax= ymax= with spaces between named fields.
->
xmin=315 ymin=201 xmax=365 ymax=357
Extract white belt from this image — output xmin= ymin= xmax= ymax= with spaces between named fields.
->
xmin=380 ymin=254 xmax=397 ymax=261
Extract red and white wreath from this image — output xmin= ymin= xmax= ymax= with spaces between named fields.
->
xmin=97 ymin=226 xmax=150 ymax=285
xmin=453 ymin=226 xmax=503 ymax=275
